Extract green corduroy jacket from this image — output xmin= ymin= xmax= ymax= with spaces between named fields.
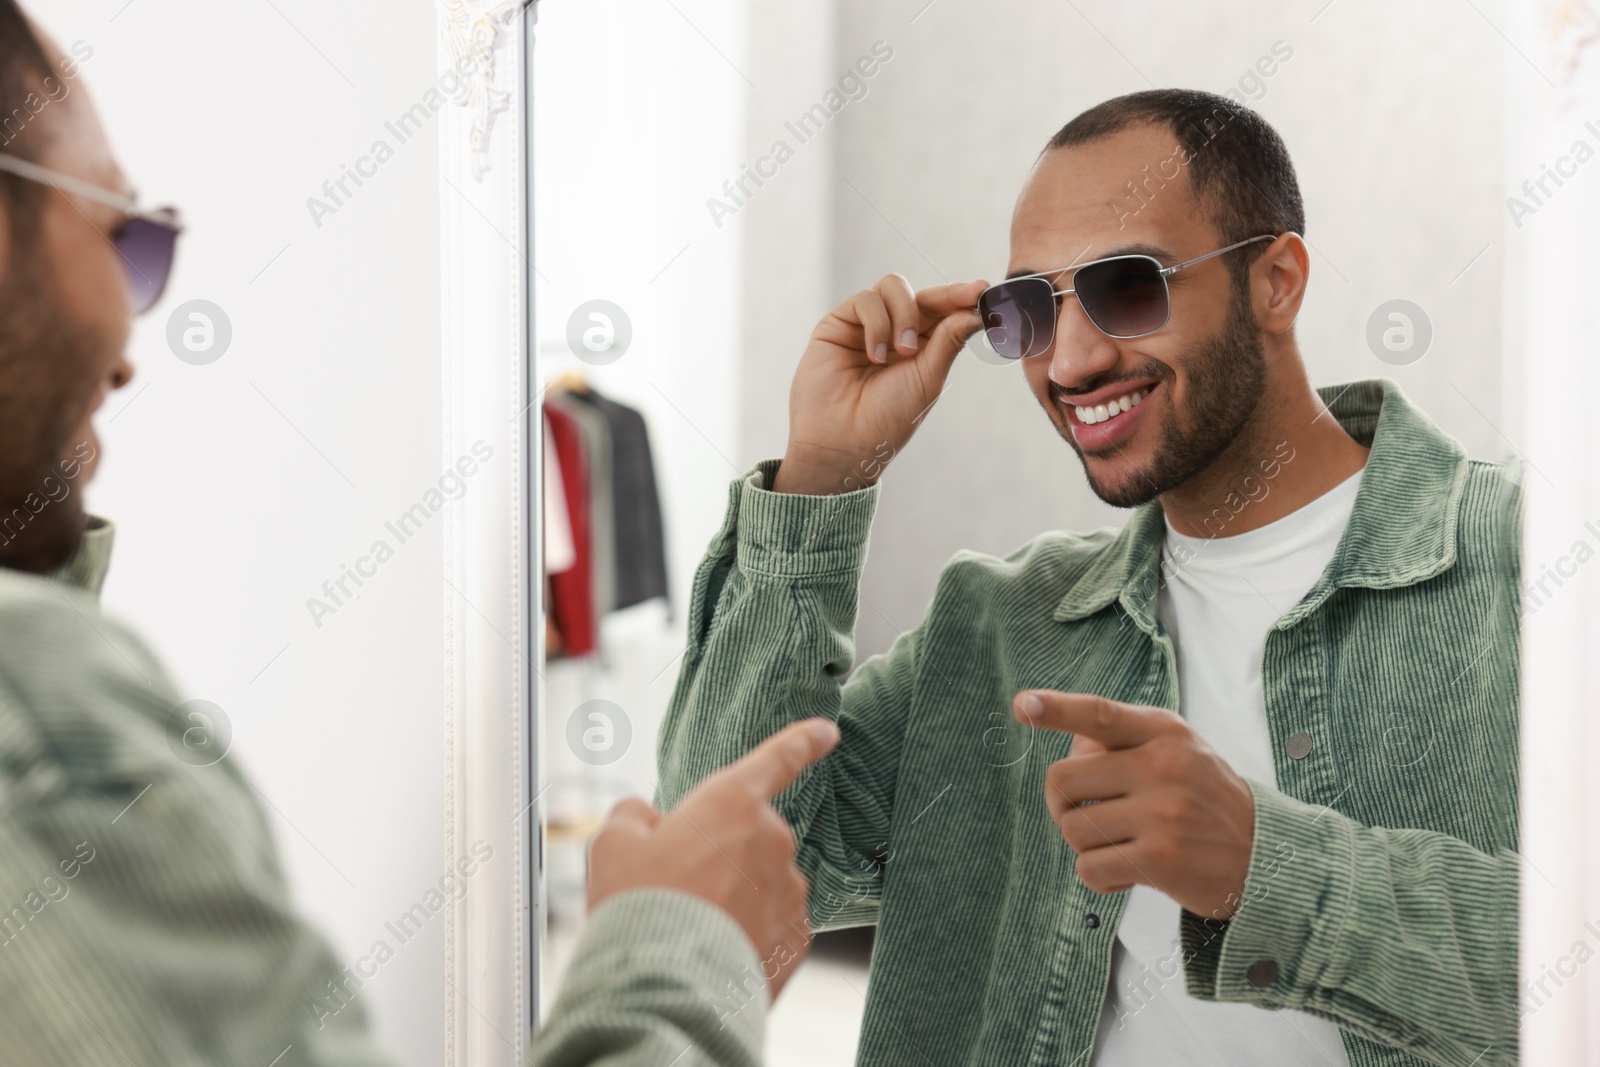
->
xmin=657 ymin=378 xmax=1523 ymax=1067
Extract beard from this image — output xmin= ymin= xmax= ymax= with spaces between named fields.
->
xmin=0 ymin=234 xmax=99 ymax=574
xmin=1053 ymin=280 xmax=1267 ymax=509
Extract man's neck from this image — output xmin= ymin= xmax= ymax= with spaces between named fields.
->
xmin=1159 ymin=376 xmax=1370 ymax=539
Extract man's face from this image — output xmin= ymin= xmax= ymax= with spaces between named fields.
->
xmin=1013 ymin=124 xmax=1268 ymax=508
xmin=0 ymin=26 xmax=135 ymax=572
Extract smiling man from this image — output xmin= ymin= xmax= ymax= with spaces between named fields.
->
xmin=657 ymin=89 xmax=1522 ymax=1066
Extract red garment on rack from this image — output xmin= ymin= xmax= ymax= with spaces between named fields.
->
xmin=545 ymin=404 xmax=597 ymax=656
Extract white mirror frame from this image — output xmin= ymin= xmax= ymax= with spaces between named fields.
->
xmin=1512 ymin=2 xmax=1600 ymax=1059
xmin=436 ymin=1 xmax=540 ymax=1063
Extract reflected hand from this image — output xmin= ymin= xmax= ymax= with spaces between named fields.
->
xmin=1013 ymin=690 xmax=1256 ymax=920
xmin=772 ymin=274 xmax=988 ymax=495
xmin=586 ymin=717 xmax=841 ymax=997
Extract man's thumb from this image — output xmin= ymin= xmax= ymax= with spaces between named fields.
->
xmin=919 ymin=306 xmax=983 ymax=391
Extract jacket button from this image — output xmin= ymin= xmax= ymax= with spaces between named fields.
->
xmin=1246 ymin=959 xmax=1280 ymax=987
xmin=1286 ymin=732 xmax=1313 ymax=760
xmin=1085 ymin=912 xmax=1100 ymax=929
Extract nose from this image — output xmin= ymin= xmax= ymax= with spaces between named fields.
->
xmin=1045 ymin=295 xmax=1121 ymax=391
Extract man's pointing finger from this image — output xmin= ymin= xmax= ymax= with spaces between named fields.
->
xmin=722 ymin=717 xmax=841 ymax=801
xmin=1011 ymin=690 xmax=1172 ymax=750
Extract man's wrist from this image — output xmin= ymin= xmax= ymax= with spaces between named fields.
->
xmin=770 ymin=454 xmax=876 ymax=496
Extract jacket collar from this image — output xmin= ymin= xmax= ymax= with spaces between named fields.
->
xmin=44 ymin=514 xmax=116 ymax=601
xmin=1052 ymin=378 xmax=1469 ymax=633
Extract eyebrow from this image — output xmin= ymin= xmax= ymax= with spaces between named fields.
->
xmin=1006 ymin=241 xmax=1174 ymax=281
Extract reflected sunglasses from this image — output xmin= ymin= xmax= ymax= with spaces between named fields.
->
xmin=0 ymin=151 xmax=183 ymax=314
xmin=974 ymin=234 xmax=1276 ymax=358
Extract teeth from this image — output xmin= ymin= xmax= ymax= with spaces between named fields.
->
xmin=1075 ymin=388 xmax=1149 ymax=425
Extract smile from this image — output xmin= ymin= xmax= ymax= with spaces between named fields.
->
xmin=1073 ymin=387 xmax=1151 ymax=425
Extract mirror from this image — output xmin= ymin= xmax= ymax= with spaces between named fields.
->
xmin=528 ymin=1 xmax=1566 ymax=1065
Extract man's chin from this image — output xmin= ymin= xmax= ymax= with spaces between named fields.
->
xmin=75 ymin=421 xmax=101 ymax=484
xmin=1078 ymin=454 xmax=1164 ymax=509
xmin=0 ymin=499 xmax=88 ymax=575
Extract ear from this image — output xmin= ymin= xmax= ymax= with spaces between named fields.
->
xmin=1254 ymin=232 xmax=1309 ymax=336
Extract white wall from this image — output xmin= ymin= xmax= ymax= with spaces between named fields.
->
xmin=33 ymin=2 xmax=449 ymax=1063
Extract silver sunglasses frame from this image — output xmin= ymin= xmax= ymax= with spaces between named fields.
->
xmin=0 ymin=151 xmax=185 ymax=312
xmin=978 ymin=233 xmax=1277 ymax=351
xmin=0 ymin=150 xmax=184 ymax=230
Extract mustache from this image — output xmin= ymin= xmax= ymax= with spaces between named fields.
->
xmin=1048 ymin=364 xmax=1171 ymax=407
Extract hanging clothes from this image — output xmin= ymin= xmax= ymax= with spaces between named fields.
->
xmin=544 ymin=417 xmax=575 ymax=575
xmin=544 ymin=403 xmax=597 ymax=657
xmin=562 ymin=387 xmax=671 ymax=617
xmin=548 ymin=393 xmax=616 ymax=616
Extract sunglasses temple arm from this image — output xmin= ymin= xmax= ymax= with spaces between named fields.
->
xmin=0 ymin=153 xmax=139 ymax=215
xmin=1161 ymin=234 xmax=1276 ymax=276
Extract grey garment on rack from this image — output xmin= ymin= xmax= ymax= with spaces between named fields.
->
xmin=562 ymin=388 xmax=671 ymax=618
xmin=549 ymin=393 xmax=616 ymax=616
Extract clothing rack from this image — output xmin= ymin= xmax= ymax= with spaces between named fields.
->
xmin=543 ymin=374 xmax=671 ymax=658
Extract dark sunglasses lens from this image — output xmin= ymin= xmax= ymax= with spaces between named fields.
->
xmin=978 ymin=278 xmax=1056 ymax=359
xmin=115 ymin=216 xmax=178 ymax=314
xmin=1076 ymin=257 xmax=1168 ymax=337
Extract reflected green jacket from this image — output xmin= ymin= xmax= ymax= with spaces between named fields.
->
xmin=657 ymin=379 xmax=1523 ymax=1067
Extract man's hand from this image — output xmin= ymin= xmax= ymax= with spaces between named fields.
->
xmin=586 ymin=717 xmax=840 ymax=997
xmin=1013 ymin=690 xmax=1256 ymax=920
xmin=771 ymin=274 xmax=988 ymax=496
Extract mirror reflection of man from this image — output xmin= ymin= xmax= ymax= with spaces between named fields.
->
xmin=0 ymin=7 xmax=825 ymax=1065
xmin=658 ymin=89 xmax=1521 ymax=1066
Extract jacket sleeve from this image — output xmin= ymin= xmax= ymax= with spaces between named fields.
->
xmin=527 ymin=889 xmax=767 ymax=1067
xmin=655 ymin=459 xmax=920 ymax=931
xmin=0 ymin=586 xmax=399 ymax=1067
xmin=1178 ymin=778 xmax=1519 ymax=1067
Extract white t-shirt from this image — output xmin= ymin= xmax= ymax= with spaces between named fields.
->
xmin=1089 ymin=468 xmax=1364 ymax=1066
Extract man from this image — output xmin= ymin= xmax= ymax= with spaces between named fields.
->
xmin=657 ymin=89 xmax=1522 ymax=1066
xmin=0 ymin=6 xmax=807 ymax=1065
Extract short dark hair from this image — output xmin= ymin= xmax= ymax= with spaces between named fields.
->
xmin=0 ymin=0 xmax=53 ymax=239
xmin=1045 ymin=89 xmax=1304 ymax=289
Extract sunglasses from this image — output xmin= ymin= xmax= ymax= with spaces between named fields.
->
xmin=974 ymin=234 xmax=1277 ymax=359
xmin=0 ymin=151 xmax=183 ymax=314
